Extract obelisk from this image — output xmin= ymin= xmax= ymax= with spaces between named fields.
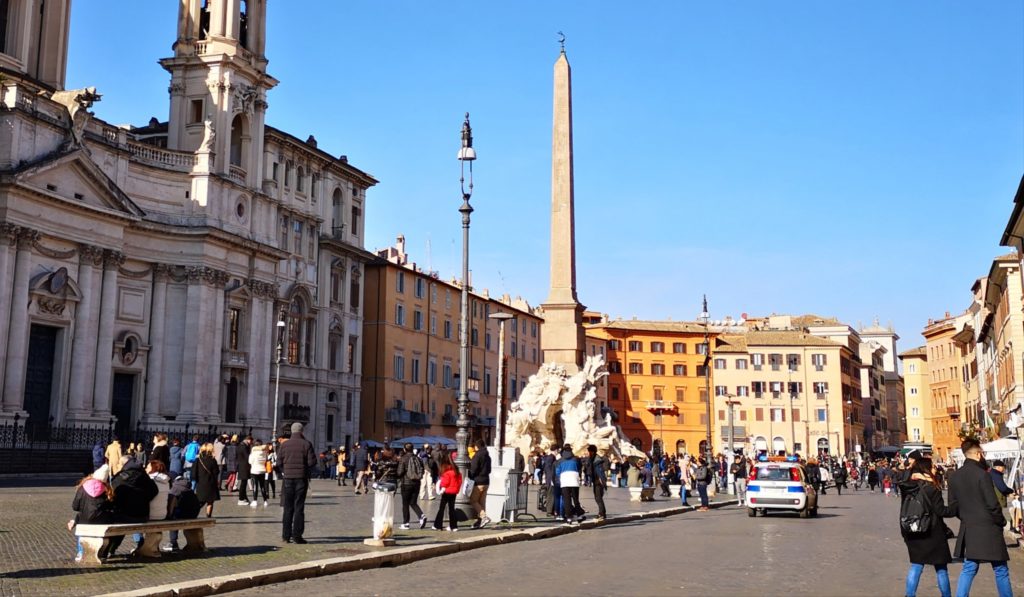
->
xmin=541 ymin=43 xmax=586 ymax=371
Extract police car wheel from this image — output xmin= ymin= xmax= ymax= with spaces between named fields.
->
xmin=747 ymin=508 xmax=757 ymax=517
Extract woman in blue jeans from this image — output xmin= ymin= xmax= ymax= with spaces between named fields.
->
xmin=898 ymin=458 xmax=955 ymax=597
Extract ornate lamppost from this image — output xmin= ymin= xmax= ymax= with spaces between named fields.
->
xmin=272 ymin=313 xmax=286 ymax=443
xmin=455 ymin=113 xmax=476 ymax=517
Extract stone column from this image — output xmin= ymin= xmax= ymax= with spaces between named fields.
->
xmin=209 ymin=0 xmax=226 ymax=37
xmin=67 ymin=245 xmax=103 ymax=418
xmin=207 ymin=272 xmax=227 ymax=418
xmin=144 ymin=264 xmax=169 ymax=420
xmin=3 ymin=228 xmax=39 ymax=408
xmin=91 ymin=250 xmax=123 ymax=417
xmin=244 ymin=287 xmax=263 ymax=423
xmin=0 ymin=224 xmax=17 ymax=400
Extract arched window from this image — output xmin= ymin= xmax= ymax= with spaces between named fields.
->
xmin=229 ymin=113 xmax=249 ymax=168
xmin=331 ymin=188 xmax=343 ymax=236
xmin=287 ymin=297 xmax=304 ymax=364
xmin=239 ymin=0 xmax=249 ymax=48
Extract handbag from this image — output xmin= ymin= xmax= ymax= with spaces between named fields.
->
xmin=460 ymin=477 xmax=476 ymax=498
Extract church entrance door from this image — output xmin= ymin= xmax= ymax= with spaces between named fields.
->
xmin=24 ymin=324 xmax=59 ymax=438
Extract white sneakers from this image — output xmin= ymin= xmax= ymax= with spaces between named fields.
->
xmin=399 ymin=523 xmax=411 ymax=530
xmin=249 ymin=501 xmax=258 ymax=509
xmin=237 ymin=500 xmax=248 ymax=506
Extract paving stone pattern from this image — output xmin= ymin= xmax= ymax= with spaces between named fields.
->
xmin=0 ymin=477 xmax=695 ymax=596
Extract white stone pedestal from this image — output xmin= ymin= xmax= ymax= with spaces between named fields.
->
xmin=484 ymin=447 xmax=519 ymax=523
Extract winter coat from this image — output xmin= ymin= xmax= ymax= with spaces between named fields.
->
xmin=193 ymin=454 xmax=221 ymax=504
xmin=947 ymin=459 xmax=1009 ymax=562
xmin=169 ymin=445 xmax=184 ymax=475
xmin=249 ymin=445 xmax=268 ymax=476
xmin=542 ymin=454 xmax=557 ymax=486
xmin=990 ymin=469 xmax=1012 ymax=509
xmin=237 ymin=441 xmax=252 ymax=478
xmin=224 ymin=443 xmax=238 ymax=473
xmin=469 ymin=448 xmax=492 ymax=486
xmin=353 ymin=445 xmax=369 ymax=470
xmin=213 ymin=440 xmax=226 ymax=465
xmin=556 ymin=453 xmax=581 ymax=488
xmin=110 ymin=460 xmax=159 ymax=522
xmin=588 ymin=455 xmax=608 ymax=488
xmin=438 ymin=467 xmax=462 ymax=495
xmin=72 ymin=479 xmax=114 ymax=525
xmin=91 ymin=443 xmax=105 ymax=469
xmin=105 ymin=441 xmax=124 ymax=476
xmin=277 ymin=431 xmax=316 ymax=479
xmin=150 ymin=443 xmax=170 ymax=471
xmin=899 ymin=479 xmax=954 ymax=565
xmin=148 ymin=472 xmax=171 ymax=520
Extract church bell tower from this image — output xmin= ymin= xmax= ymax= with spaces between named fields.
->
xmin=160 ymin=0 xmax=277 ymax=184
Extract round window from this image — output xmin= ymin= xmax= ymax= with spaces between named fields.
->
xmin=236 ymin=201 xmax=246 ymax=218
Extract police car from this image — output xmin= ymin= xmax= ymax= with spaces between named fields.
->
xmin=746 ymin=455 xmax=818 ymax=518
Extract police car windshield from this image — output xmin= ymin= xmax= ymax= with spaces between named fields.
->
xmin=756 ymin=466 xmax=793 ymax=481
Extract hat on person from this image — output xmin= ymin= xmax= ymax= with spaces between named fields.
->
xmin=991 ymin=459 xmax=1006 ymax=468
xmin=92 ymin=464 xmax=109 ymax=481
xmin=290 ymin=422 xmax=303 ymax=434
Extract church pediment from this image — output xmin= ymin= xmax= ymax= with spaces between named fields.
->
xmin=4 ymin=148 xmax=145 ymax=218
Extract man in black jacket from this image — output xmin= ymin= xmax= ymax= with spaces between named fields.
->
xmin=236 ymin=436 xmax=253 ymax=506
xmin=947 ymin=439 xmax=1013 ymax=597
xmin=468 ymin=439 xmax=492 ymax=528
xmin=277 ymin=422 xmax=316 ymax=544
xmin=586 ymin=445 xmax=607 ymax=520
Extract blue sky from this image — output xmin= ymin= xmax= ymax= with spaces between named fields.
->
xmin=66 ymin=2 xmax=1023 ymax=348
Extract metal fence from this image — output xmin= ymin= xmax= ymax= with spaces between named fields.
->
xmin=0 ymin=415 xmax=254 ymax=453
xmin=499 ymin=470 xmax=537 ymax=525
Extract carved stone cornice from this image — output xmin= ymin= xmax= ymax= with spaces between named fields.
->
xmin=185 ymin=266 xmax=229 ymax=287
xmin=102 ymin=250 xmax=125 ymax=268
xmin=0 ymin=223 xmax=17 ymax=246
xmin=247 ymin=278 xmax=278 ymax=299
xmin=15 ymin=228 xmax=41 ymax=250
xmin=118 ymin=263 xmax=154 ymax=279
xmin=79 ymin=244 xmax=105 ymax=266
xmin=153 ymin=263 xmax=173 ymax=282
xmin=168 ymin=82 xmax=186 ymax=96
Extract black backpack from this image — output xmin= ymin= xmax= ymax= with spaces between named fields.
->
xmin=406 ymin=455 xmax=424 ymax=481
xmin=899 ymin=487 xmax=932 ymax=535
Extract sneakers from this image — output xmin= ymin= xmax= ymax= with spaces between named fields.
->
xmin=431 ymin=525 xmax=443 ymax=531
xmin=479 ymin=516 xmax=492 ymax=529
xmin=160 ymin=544 xmax=180 ymax=553
xmin=419 ymin=515 xmax=428 ymax=529
xmin=399 ymin=523 xmax=411 ymax=530
xmin=471 ymin=519 xmax=482 ymax=529
xmin=447 ymin=527 xmax=458 ymax=532
xmin=237 ymin=500 xmax=248 ymax=506
xmin=249 ymin=501 xmax=258 ymax=509
xmin=263 ymin=500 xmax=269 ymax=508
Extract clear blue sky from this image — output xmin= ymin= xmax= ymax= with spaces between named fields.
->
xmin=66 ymin=1 xmax=1023 ymax=348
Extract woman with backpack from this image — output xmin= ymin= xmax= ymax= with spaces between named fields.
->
xmin=898 ymin=457 xmax=955 ymax=597
xmin=397 ymin=443 xmax=427 ymax=530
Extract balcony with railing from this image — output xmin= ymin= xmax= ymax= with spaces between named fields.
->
xmin=442 ymin=413 xmax=458 ymax=426
xmin=126 ymin=140 xmax=198 ymax=171
xmin=229 ymin=165 xmax=247 ymax=185
xmin=719 ymin=425 xmax=747 ymax=440
xmin=386 ymin=408 xmax=430 ymax=427
xmin=645 ymin=400 xmax=676 ymax=412
xmin=281 ymin=404 xmax=310 ymax=422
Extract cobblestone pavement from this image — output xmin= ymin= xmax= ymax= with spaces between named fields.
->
xmin=236 ymin=490 xmax=1024 ymax=597
xmin=0 ymin=476 xmax=701 ymax=596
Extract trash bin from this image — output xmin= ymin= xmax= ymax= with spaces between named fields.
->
xmin=371 ymin=482 xmax=397 ymax=540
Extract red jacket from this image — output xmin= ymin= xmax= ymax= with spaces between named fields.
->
xmin=439 ymin=468 xmax=463 ymax=495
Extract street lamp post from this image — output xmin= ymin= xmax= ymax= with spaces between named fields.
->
xmin=272 ymin=315 xmax=286 ymax=443
xmin=489 ymin=311 xmax=514 ymax=466
xmin=724 ymin=394 xmax=739 ymax=494
xmin=699 ymin=295 xmax=712 ymax=466
xmin=455 ymin=113 xmax=477 ymax=518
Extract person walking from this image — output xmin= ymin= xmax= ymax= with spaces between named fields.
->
xmin=556 ymin=445 xmax=584 ymax=525
xmin=418 ymin=445 xmax=437 ymax=501
xmin=91 ymin=440 xmax=106 ymax=472
xmin=586 ymin=444 xmax=607 ymax=521
xmin=431 ymin=451 xmax=462 ymax=531
xmin=150 ymin=434 xmax=170 ymax=472
xmin=224 ymin=435 xmax=239 ymax=492
xmin=947 ymin=439 xmax=1013 ymax=597
xmin=248 ymin=440 xmax=269 ymax=508
xmin=353 ymin=442 xmax=369 ymax=495
xmin=834 ymin=462 xmax=848 ymax=496
xmin=693 ymin=456 xmax=711 ymax=511
xmin=193 ymin=443 xmax=221 ymax=518
xmin=278 ymin=422 xmax=316 ymax=544
xmin=542 ymin=447 xmax=558 ymax=516
xmin=168 ymin=437 xmax=184 ymax=481
xmin=731 ymin=454 xmax=749 ymax=506
xmin=236 ymin=436 xmax=253 ymax=506
xmin=868 ymin=465 xmax=880 ymax=492
xmin=265 ymin=442 xmax=277 ymax=499
xmin=468 ymin=439 xmax=492 ymax=529
xmin=898 ymin=457 xmax=955 ymax=597
xmin=182 ymin=435 xmax=200 ymax=483
xmin=105 ymin=437 xmax=124 ymax=477
xmin=397 ymin=443 xmax=428 ymax=529
xmin=337 ymin=447 xmax=348 ymax=486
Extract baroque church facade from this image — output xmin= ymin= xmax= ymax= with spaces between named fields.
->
xmin=0 ymin=0 xmax=375 ymax=449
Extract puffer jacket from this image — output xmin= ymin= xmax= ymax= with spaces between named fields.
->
xmin=110 ymin=460 xmax=158 ymax=522
xmin=276 ymin=432 xmax=316 ymax=479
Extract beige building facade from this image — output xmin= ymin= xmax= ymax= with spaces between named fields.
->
xmin=361 ymin=237 xmax=542 ymax=443
xmin=0 ymin=0 xmax=374 ymax=448
xmin=899 ymin=347 xmax=931 ymax=444
xmin=977 ymin=254 xmax=1024 ymax=434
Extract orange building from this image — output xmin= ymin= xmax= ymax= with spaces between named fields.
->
xmin=922 ymin=312 xmax=969 ymax=460
xmin=586 ymin=320 xmax=719 ymax=456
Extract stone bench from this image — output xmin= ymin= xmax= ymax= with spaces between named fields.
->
xmin=628 ymin=487 xmax=656 ymax=502
xmin=668 ymin=484 xmax=681 ymax=499
xmin=75 ymin=518 xmax=215 ymax=563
